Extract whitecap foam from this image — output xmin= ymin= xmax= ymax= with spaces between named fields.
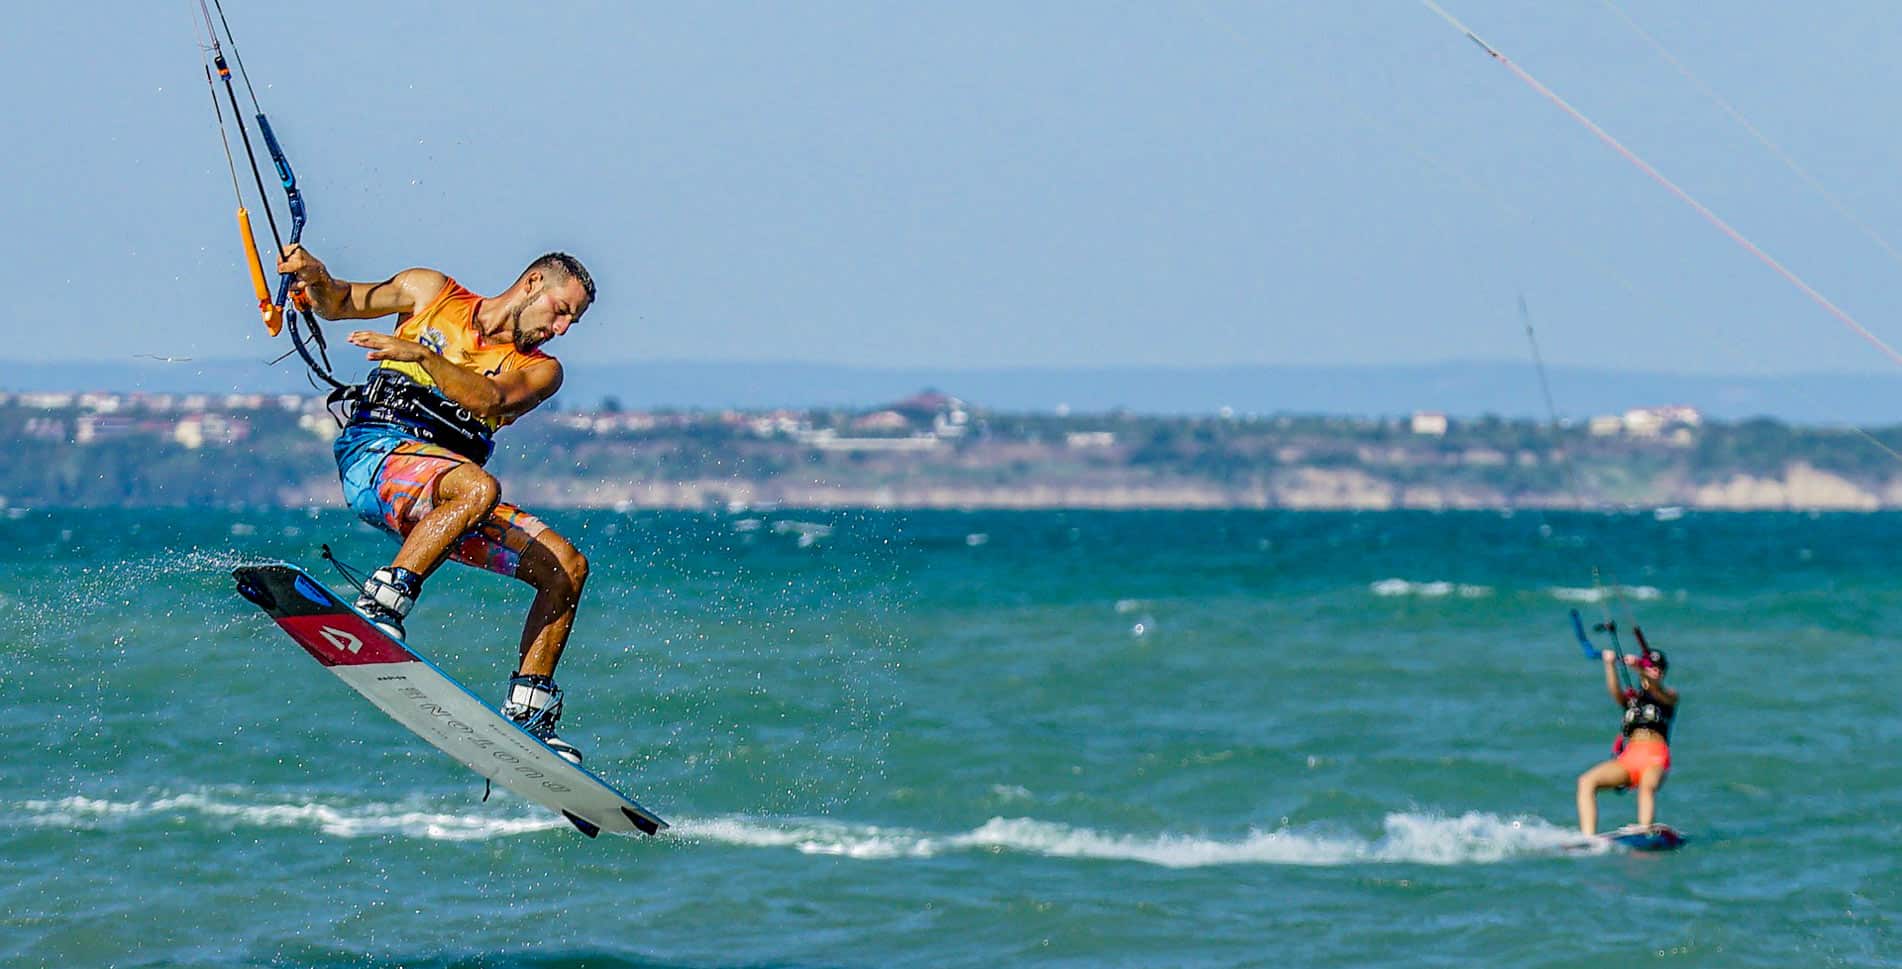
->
xmin=771 ymin=520 xmax=832 ymax=548
xmin=673 ymin=816 xmax=942 ymax=859
xmin=14 ymin=792 xmax=563 ymax=841
xmin=1370 ymin=579 xmax=1492 ymax=599
xmin=1550 ymin=585 xmax=1662 ymax=603
xmin=12 ymin=794 xmax=1592 ymax=863
xmin=675 ymin=811 xmax=1586 ymax=867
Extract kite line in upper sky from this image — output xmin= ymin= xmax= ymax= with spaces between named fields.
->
xmin=1416 ymin=0 xmax=1902 ymax=370
xmin=193 ymin=0 xmax=344 ymax=389
xmin=1596 ymin=0 xmax=1902 ymax=275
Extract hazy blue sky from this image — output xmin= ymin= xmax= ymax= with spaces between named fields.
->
xmin=8 ymin=1 xmax=1902 ymax=374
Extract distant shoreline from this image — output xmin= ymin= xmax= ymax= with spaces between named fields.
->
xmin=7 ymin=393 xmax=1902 ymax=512
xmin=93 ymin=471 xmax=1902 ymax=513
xmin=11 ymin=357 xmax=1902 ymax=422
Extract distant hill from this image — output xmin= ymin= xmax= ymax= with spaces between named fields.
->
xmin=5 ymin=358 xmax=1900 ymax=423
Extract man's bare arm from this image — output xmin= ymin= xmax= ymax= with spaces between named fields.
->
xmin=277 ymin=245 xmax=446 ymax=321
xmin=347 ymin=331 xmax=563 ymax=421
xmin=489 ymin=360 xmax=565 ymax=421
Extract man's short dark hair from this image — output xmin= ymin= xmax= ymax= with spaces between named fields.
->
xmin=526 ymin=252 xmax=595 ymax=304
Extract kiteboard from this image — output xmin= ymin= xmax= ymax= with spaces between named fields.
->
xmin=1601 ymin=823 xmax=1686 ymax=852
xmin=232 ymin=562 xmax=666 ymax=837
xmin=1566 ymin=822 xmax=1687 ymax=854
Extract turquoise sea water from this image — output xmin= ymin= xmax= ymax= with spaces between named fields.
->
xmin=2 ymin=508 xmax=1898 ymax=967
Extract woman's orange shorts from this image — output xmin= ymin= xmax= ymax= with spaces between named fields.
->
xmin=1616 ymin=738 xmax=1671 ymax=788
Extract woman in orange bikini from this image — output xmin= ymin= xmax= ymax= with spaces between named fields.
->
xmin=1575 ymin=646 xmax=1677 ymax=835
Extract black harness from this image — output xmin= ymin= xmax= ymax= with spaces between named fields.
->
xmin=1620 ymin=690 xmax=1675 ymax=741
xmin=331 ymin=368 xmax=496 ymax=465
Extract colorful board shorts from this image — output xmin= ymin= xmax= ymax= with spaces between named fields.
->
xmin=1615 ymin=738 xmax=1671 ymax=788
xmin=334 ymin=423 xmax=548 ymax=578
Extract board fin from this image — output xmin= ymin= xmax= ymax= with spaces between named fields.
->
xmin=563 ymin=811 xmax=601 ymax=838
xmin=623 ymin=806 xmax=662 ymax=836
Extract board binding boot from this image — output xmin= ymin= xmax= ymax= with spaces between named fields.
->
xmin=355 ymin=567 xmax=422 ymax=640
xmin=502 ymin=673 xmax=583 ymax=766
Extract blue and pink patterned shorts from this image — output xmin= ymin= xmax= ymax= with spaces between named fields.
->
xmin=335 ymin=423 xmax=549 ymax=577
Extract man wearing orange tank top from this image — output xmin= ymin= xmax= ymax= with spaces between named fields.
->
xmin=278 ymin=243 xmax=596 ymax=765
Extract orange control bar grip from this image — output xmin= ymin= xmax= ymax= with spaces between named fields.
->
xmin=237 ymin=207 xmax=283 ymax=336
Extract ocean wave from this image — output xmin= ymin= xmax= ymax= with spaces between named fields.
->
xmin=12 ymin=793 xmax=1593 ymax=864
xmin=1369 ymin=579 xmax=1493 ymax=599
xmin=1549 ymin=585 xmax=1662 ymax=603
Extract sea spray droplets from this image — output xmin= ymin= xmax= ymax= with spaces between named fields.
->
xmin=603 ymin=509 xmax=905 ymax=814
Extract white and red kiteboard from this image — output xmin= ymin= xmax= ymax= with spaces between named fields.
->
xmin=233 ymin=562 xmax=665 ymax=837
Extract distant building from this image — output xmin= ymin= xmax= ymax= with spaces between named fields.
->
xmin=297 ymin=412 xmax=341 ymax=442
xmin=21 ymin=393 xmax=74 ymax=410
xmin=1623 ymin=409 xmax=1664 ymax=438
xmin=23 ymin=417 xmax=66 ymax=441
xmin=852 ymin=410 xmax=911 ymax=433
xmin=1652 ymin=405 xmax=1702 ymax=427
xmin=1066 ymin=431 xmax=1117 ymax=449
xmin=892 ymin=390 xmax=959 ymax=419
xmin=174 ymin=414 xmax=247 ymax=449
xmin=1410 ymin=412 xmax=1448 ymax=436
xmin=1622 ymin=405 xmax=1703 ymax=439
xmin=78 ymin=392 xmax=123 ymax=413
xmin=74 ymin=415 xmax=138 ymax=445
xmin=887 ymin=389 xmax=970 ymax=438
xmin=932 ymin=409 xmax=969 ymax=439
xmin=748 ymin=411 xmax=808 ymax=438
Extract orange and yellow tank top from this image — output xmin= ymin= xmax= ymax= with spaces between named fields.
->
xmin=379 ymin=278 xmax=555 ymax=430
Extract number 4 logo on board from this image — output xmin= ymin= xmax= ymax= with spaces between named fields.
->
xmin=318 ymin=626 xmax=363 ymax=654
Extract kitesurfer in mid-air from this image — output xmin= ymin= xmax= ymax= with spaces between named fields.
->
xmin=1575 ymin=646 xmax=1677 ymax=835
xmin=278 ymin=244 xmax=595 ymax=764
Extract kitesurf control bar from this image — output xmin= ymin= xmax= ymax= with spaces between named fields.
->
xmin=1568 ymin=609 xmax=1597 ymax=660
xmin=195 ymin=0 xmax=340 ymax=389
xmin=256 ymin=114 xmax=313 ymax=326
